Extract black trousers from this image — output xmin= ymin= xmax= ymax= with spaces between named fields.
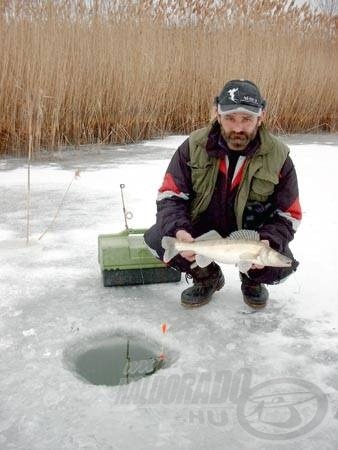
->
xmin=144 ymin=224 xmax=299 ymax=285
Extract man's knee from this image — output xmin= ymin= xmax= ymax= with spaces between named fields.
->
xmin=144 ymin=225 xmax=164 ymax=259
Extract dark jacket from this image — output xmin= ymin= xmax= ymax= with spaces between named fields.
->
xmin=155 ymin=121 xmax=302 ymax=253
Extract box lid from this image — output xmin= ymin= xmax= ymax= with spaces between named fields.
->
xmin=98 ymin=230 xmax=167 ymax=270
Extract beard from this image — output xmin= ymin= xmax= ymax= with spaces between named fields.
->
xmin=222 ymin=125 xmax=259 ymax=150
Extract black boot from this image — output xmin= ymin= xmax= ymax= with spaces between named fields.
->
xmin=240 ymin=273 xmax=268 ymax=309
xmin=181 ymin=263 xmax=225 ymax=308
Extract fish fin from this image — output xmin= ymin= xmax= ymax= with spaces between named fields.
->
xmin=195 ymin=255 xmax=214 ymax=268
xmin=228 ymin=230 xmax=260 ymax=241
xmin=161 ymin=236 xmax=178 ymax=263
xmin=238 ymin=261 xmax=252 ymax=273
xmin=195 ymin=230 xmax=222 ymax=241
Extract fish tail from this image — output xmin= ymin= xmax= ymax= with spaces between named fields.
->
xmin=161 ymin=236 xmax=179 ymax=263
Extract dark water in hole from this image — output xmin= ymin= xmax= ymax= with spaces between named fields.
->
xmin=74 ymin=336 xmax=164 ymax=386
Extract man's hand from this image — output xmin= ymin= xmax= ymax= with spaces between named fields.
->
xmin=251 ymin=239 xmax=269 ymax=270
xmin=175 ymin=230 xmax=196 ymax=262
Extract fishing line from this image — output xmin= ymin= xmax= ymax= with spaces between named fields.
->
xmin=292 ymin=272 xmax=301 ymax=294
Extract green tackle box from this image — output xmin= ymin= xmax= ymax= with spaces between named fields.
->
xmin=98 ymin=229 xmax=181 ymax=286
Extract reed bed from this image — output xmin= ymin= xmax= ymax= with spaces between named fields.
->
xmin=0 ymin=0 xmax=336 ymax=155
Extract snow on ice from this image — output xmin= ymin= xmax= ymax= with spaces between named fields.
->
xmin=0 ymin=133 xmax=338 ymax=449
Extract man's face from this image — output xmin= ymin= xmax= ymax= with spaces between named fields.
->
xmin=218 ymin=112 xmax=263 ymax=151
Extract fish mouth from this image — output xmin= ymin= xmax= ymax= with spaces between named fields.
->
xmin=274 ymin=256 xmax=292 ymax=267
xmin=283 ymin=259 xmax=292 ymax=267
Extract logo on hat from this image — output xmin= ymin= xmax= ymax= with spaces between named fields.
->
xmin=243 ymin=95 xmax=259 ymax=105
xmin=227 ymin=88 xmax=239 ymax=103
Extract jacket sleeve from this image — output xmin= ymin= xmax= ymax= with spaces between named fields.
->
xmin=155 ymin=138 xmax=194 ymax=237
xmin=258 ymin=156 xmax=302 ymax=251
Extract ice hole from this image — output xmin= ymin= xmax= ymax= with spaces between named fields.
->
xmin=64 ymin=334 xmax=167 ymax=387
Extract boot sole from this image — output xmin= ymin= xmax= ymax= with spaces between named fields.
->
xmin=181 ymin=278 xmax=225 ymax=308
xmin=181 ymin=297 xmax=212 ymax=308
xmin=243 ymin=296 xmax=267 ymax=309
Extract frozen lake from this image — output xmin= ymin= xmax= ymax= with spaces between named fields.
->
xmin=0 ymin=133 xmax=338 ymax=449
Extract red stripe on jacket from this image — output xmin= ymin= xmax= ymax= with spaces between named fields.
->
xmin=159 ymin=172 xmax=181 ymax=194
xmin=219 ymin=158 xmax=227 ymax=175
xmin=286 ymin=197 xmax=302 ymax=220
xmin=231 ymin=159 xmax=247 ymax=191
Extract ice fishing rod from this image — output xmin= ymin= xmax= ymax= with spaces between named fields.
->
xmin=119 ymin=183 xmax=145 ymax=285
xmin=119 ymin=183 xmax=133 ymax=231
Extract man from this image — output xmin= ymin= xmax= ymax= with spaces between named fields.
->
xmin=144 ymin=79 xmax=301 ymax=309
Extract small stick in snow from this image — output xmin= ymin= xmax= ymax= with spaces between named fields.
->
xmin=38 ymin=169 xmax=81 ymax=241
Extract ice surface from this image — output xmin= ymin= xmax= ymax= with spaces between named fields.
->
xmin=0 ymin=133 xmax=338 ymax=449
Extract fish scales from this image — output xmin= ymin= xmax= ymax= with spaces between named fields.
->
xmin=175 ymin=239 xmax=263 ymax=264
xmin=161 ymin=229 xmax=292 ymax=273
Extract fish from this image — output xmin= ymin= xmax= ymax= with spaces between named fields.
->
xmin=161 ymin=229 xmax=292 ymax=274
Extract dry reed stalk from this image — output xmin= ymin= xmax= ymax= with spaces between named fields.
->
xmin=26 ymin=94 xmax=32 ymax=245
xmin=0 ymin=0 xmax=336 ymax=156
